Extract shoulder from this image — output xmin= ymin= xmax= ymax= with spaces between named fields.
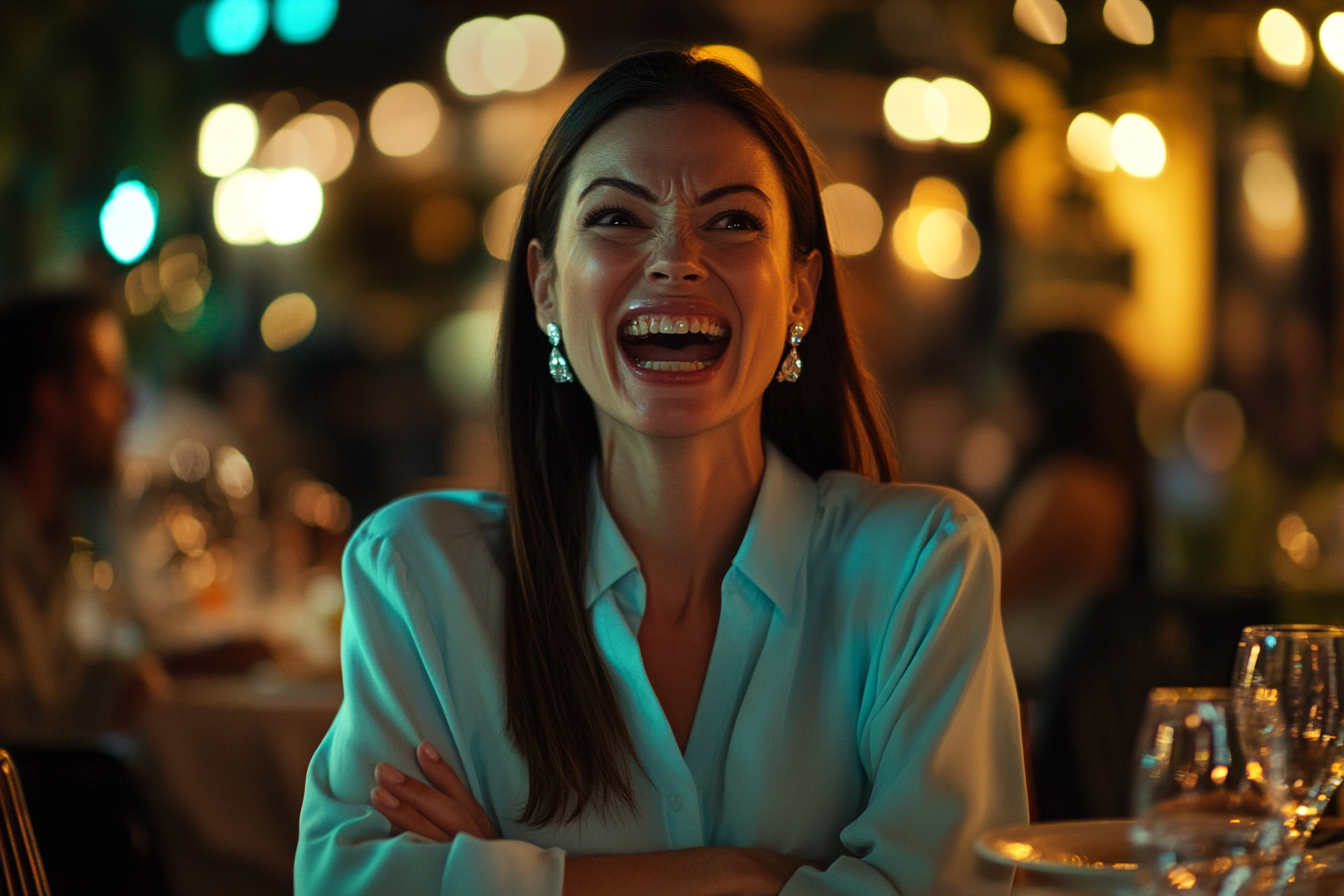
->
xmin=814 ymin=470 xmax=992 ymax=552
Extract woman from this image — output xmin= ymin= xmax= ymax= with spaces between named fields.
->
xmin=297 ymin=50 xmax=1027 ymax=895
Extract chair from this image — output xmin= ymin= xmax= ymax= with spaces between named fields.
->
xmin=5 ymin=741 xmax=170 ymax=896
xmin=0 ymin=749 xmax=52 ymax=896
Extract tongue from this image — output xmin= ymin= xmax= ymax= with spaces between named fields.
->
xmin=622 ymin=337 xmax=727 ymax=364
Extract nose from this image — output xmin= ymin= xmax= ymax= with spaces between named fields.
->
xmin=645 ymin=226 xmax=706 ymax=284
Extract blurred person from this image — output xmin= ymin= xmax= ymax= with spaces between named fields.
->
xmin=0 ymin=289 xmax=160 ymax=740
xmin=298 ymin=50 xmax=1027 ymax=896
xmin=996 ymin=328 xmax=1149 ymax=700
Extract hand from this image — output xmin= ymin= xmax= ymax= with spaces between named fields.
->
xmin=371 ymin=741 xmax=499 ymax=842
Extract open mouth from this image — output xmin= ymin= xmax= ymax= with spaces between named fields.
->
xmin=618 ymin=313 xmax=731 ymax=372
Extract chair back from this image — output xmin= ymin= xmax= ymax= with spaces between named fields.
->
xmin=0 ymin=749 xmax=51 ymax=896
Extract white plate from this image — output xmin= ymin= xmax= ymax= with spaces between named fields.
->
xmin=976 ymin=818 xmax=1138 ymax=884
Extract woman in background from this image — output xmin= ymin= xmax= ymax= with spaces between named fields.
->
xmin=297 ymin=50 xmax=1027 ymax=895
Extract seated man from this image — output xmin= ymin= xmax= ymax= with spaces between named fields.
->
xmin=0 ymin=289 xmax=147 ymax=740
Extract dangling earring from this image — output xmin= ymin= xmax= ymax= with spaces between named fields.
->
xmin=775 ymin=322 xmax=804 ymax=383
xmin=546 ymin=323 xmax=575 ymax=383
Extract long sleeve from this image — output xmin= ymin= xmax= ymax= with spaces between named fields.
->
xmin=780 ymin=496 xmax=1028 ymax=896
xmin=295 ymin=504 xmax=565 ymax=896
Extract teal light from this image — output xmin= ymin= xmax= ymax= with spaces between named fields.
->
xmin=274 ymin=0 xmax=338 ymax=43
xmin=99 ymin=180 xmax=158 ymax=264
xmin=206 ymin=0 xmax=268 ymax=55
xmin=177 ymin=3 xmax=212 ymax=58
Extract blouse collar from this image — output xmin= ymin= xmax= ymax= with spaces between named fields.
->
xmin=583 ymin=442 xmax=818 ymax=620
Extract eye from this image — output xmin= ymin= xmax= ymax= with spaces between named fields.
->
xmin=710 ymin=210 xmax=764 ymax=231
xmin=583 ymin=206 xmax=643 ymax=227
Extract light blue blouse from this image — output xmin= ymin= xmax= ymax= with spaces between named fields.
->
xmin=296 ymin=444 xmax=1028 ymax=895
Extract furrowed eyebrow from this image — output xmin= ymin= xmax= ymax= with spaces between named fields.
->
xmin=577 ymin=177 xmax=657 ymax=202
xmin=696 ymin=183 xmax=771 ymax=206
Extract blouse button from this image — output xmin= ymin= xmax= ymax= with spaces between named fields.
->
xmin=670 ymin=794 xmax=685 ymax=812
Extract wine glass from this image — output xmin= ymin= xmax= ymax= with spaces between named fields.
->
xmin=1233 ymin=625 xmax=1344 ymax=847
xmin=1130 ymin=687 xmax=1289 ymax=895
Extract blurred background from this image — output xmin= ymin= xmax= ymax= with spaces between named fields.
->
xmin=5 ymin=0 xmax=1344 ymax=890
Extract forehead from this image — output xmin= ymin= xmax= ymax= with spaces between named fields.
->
xmin=567 ymin=103 xmax=784 ymax=199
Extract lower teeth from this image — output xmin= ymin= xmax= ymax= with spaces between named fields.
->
xmin=636 ymin=360 xmax=712 ymax=371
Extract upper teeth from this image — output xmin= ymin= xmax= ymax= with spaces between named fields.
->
xmin=622 ymin=315 xmax=726 ymax=338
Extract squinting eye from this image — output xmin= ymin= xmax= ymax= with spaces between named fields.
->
xmin=713 ymin=211 xmax=764 ymax=231
xmin=584 ymin=206 xmax=640 ymax=227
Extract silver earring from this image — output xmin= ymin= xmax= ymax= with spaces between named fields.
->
xmin=775 ymin=322 xmax=804 ymax=383
xmin=546 ymin=323 xmax=574 ymax=383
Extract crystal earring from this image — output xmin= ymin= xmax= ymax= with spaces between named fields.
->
xmin=775 ymin=322 xmax=804 ymax=383
xmin=546 ymin=323 xmax=575 ymax=383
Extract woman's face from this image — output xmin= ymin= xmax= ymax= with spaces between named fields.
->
xmin=529 ymin=102 xmax=820 ymax=443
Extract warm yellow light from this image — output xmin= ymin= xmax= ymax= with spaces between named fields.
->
xmin=370 ymin=82 xmax=441 ymax=157
xmin=1243 ymin=150 xmax=1299 ymax=230
xmin=892 ymin=208 xmax=928 ymax=272
xmin=821 ymin=183 xmax=883 ymax=257
xmin=694 ymin=45 xmax=763 ymax=83
xmin=198 ymin=103 xmax=258 ymax=178
xmin=932 ymin=78 xmax=991 ymax=144
xmin=261 ymin=113 xmax=354 ymax=182
xmin=1321 ymin=13 xmax=1344 ymax=74
xmin=1014 ymin=0 xmax=1067 ymax=45
xmin=123 ymin=262 xmax=161 ymax=315
xmin=158 ymin=234 xmax=209 ymax=314
xmin=1111 ymin=113 xmax=1165 ymax=177
xmin=1259 ymin=9 xmax=1309 ymax=67
xmin=263 ymin=168 xmax=323 ymax=245
xmin=214 ymin=168 xmax=270 ymax=245
xmin=1278 ymin=513 xmax=1307 ymax=550
xmin=446 ymin=15 xmax=564 ymax=97
xmin=483 ymin=184 xmax=526 ymax=260
xmin=260 ymin=292 xmax=317 ymax=351
xmin=215 ymin=446 xmax=254 ymax=499
xmin=884 ymin=77 xmax=940 ymax=142
xmin=1067 ymin=112 xmax=1117 ymax=172
xmin=911 ymin=177 xmax=967 ymax=215
xmin=917 ymin=209 xmax=980 ymax=279
xmin=1102 ymin=0 xmax=1154 ymax=45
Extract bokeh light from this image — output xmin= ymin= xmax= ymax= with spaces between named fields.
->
xmin=884 ymin=77 xmax=940 ymax=142
xmin=263 ymin=168 xmax=323 ymax=245
xmin=428 ymin=309 xmax=500 ymax=410
xmin=957 ymin=421 xmax=1016 ymax=499
xmin=261 ymin=292 xmax=318 ymax=350
xmin=821 ymin=183 xmax=883 ymax=257
xmin=693 ymin=45 xmax=762 ymax=83
xmin=1111 ymin=113 xmax=1165 ymax=177
xmin=170 ymin=439 xmax=211 ymax=483
xmin=892 ymin=177 xmax=978 ymax=279
xmin=215 ymin=446 xmax=255 ymax=499
xmin=1242 ymin=150 xmax=1299 ymax=231
xmin=1014 ymin=0 xmax=1067 ymax=45
xmin=1322 ymin=13 xmax=1344 ymax=74
xmin=123 ymin=262 xmax=160 ymax=315
xmin=177 ymin=3 xmax=211 ymax=58
xmin=1102 ymin=0 xmax=1153 ymax=45
xmin=198 ymin=103 xmax=258 ymax=178
xmin=1066 ymin=112 xmax=1116 ymax=172
xmin=1184 ymin=389 xmax=1246 ymax=473
xmin=411 ymin=195 xmax=476 ymax=264
xmin=158 ymin=234 xmax=211 ymax=315
xmin=214 ymin=168 xmax=270 ymax=245
xmin=1259 ymin=9 xmax=1309 ymax=67
xmin=483 ymin=184 xmax=526 ymax=260
xmin=100 ymin=180 xmax=158 ymax=264
xmin=445 ymin=15 xmax=565 ymax=97
xmin=273 ymin=0 xmax=338 ymax=44
xmin=933 ymin=78 xmax=991 ymax=144
xmin=260 ymin=112 xmax=355 ymax=182
xmin=369 ymin=82 xmax=441 ymax=157
xmin=205 ymin=0 xmax=268 ymax=55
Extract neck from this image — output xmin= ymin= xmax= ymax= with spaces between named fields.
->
xmin=7 ymin=435 xmax=68 ymax=537
xmin=597 ymin=418 xmax=765 ymax=620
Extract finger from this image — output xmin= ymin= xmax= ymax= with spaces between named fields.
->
xmin=375 ymin=762 xmax=484 ymax=839
xmin=417 ymin=742 xmax=498 ymax=838
xmin=370 ymin=786 xmax=449 ymax=842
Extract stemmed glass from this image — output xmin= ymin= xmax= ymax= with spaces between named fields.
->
xmin=1233 ymin=625 xmax=1344 ymax=863
xmin=1130 ymin=687 xmax=1289 ymax=895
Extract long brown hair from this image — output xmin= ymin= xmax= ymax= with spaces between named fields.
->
xmin=496 ymin=49 xmax=897 ymax=827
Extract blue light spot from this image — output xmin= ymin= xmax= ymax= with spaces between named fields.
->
xmin=99 ymin=180 xmax=158 ymax=264
xmin=177 ymin=4 xmax=212 ymax=59
xmin=1265 ymin=635 xmax=1277 ymax=649
xmin=206 ymin=0 xmax=269 ymax=56
xmin=274 ymin=0 xmax=338 ymax=43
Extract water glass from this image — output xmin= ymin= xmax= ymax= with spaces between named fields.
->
xmin=1233 ymin=625 xmax=1344 ymax=847
xmin=1130 ymin=687 xmax=1289 ymax=895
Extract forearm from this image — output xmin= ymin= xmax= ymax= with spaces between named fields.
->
xmin=564 ymin=847 xmax=793 ymax=896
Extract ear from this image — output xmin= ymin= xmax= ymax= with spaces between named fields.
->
xmin=792 ymin=249 xmax=822 ymax=331
xmin=528 ymin=239 xmax=556 ymax=332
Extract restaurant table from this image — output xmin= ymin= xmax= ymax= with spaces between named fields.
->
xmin=140 ymin=673 xmax=341 ymax=896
